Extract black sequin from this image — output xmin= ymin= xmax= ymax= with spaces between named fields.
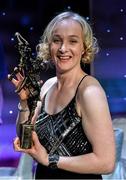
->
xmin=35 ymin=96 xmax=92 ymax=156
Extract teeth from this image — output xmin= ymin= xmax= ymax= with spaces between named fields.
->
xmin=59 ymin=56 xmax=70 ymax=60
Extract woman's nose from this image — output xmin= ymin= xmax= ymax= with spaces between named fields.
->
xmin=59 ymin=43 xmax=68 ymax=53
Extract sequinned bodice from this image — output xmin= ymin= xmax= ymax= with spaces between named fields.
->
xmin=35 ymin=75 xmax=92 ymax=156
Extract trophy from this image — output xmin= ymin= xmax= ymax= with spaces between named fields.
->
xmin=8 ymin=32 xmax=47 ymax=149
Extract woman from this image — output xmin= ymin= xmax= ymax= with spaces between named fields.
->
xmin=10 ymin=11 xmax=115 ymax=179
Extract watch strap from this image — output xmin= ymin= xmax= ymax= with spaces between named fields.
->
xmin=48 ymin=154 xmax=59 ymax=169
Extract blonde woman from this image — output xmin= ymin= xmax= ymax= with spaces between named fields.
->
xmin=11 ymin=11 xmax=115 ymax=179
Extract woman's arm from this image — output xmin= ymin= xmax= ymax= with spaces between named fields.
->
xmin=57 ymin=77 xmax=116 ymax=174
xmin=16 ymin=99 xmax=42 ymax=136
xmin=13 ymin=77 xmax=58 ymax=165
xmin=16 ymin=100 xmax=29 ymax=136
xmin=8 ymin=71 xmax=42 ymax=136
xmin=16 ymin=76 xmax=57 ymax=135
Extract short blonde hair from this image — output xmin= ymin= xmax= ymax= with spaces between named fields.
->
xmin=37 ymin=11 xmax=99 ymax=64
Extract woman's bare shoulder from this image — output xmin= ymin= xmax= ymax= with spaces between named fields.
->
xmin=40 ymin=76 xmax=57 ymax=99
xmin=78 ymin=75 xmax=106 ymax=99
xmin=77 ymin=75 xmax=109 ymax=123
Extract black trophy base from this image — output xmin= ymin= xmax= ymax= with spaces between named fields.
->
xmin=20 ymin=124 xmax=34 ymax=149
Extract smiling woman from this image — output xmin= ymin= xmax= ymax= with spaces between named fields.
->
xmin=11 ymin=11 xmax=116 ymax=179
xmin=49 ymin=19 xmax=85 ymax=73
xmin=38 ymin=12 xmax=98 ymax=64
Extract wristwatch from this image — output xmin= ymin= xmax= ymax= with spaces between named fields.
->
xmin=48 ymin=154 xmax=59 ymax=169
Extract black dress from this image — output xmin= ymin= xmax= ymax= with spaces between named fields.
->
xmin=35 ymin=75 xmax=102 ymax=179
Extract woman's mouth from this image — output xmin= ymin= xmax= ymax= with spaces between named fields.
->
xmin=58 ymin=56 xmax=71 ymax=60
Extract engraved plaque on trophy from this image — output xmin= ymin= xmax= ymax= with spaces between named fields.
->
xmin=20 ymin=124 xmax=34 ymax=149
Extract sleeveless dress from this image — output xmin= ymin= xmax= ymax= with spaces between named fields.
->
xmin=35 ymin=75 xmax=102 ymax=179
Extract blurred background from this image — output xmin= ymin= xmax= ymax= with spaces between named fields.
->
xmin=0 ymin=0 xmax=126 ymax=178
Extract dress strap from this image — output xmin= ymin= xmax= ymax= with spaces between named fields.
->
xmin=75 ymin=74 xmax=89 ymax=97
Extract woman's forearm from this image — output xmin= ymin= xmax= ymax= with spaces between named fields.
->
xmin=58 ymin=152 xmax=115 ymax=174
xmin=16 ymin=100 xmax=29 ymax=136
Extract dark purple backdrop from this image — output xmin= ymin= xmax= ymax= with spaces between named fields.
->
xmin=91 ymin=0 xmax=126 ymax=116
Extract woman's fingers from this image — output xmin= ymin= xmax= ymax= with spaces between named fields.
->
xmin=13 ymin=137 xmax=30 ymax=153
xmin=32 ymin=131 xmax=40 ymax=146
xmin=8 ymin=67 xmax=24 ymax=82
xmin=8 ymin=72 xmax=24 ymax=85
xmin=8 ymin=76 xmax=29 ymax=100
xmin=13 ymin=137 xmax=21 ymax=151
xmin=8 ymin=74 xmax=18 ymax=86
xmin=15 ymin=73 xmax=24 ymax=81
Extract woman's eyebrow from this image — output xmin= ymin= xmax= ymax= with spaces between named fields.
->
xmin=52 ymin=34 xmax=79 ymax=38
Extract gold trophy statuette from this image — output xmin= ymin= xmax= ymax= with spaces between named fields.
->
xmin=8 ymin=32 xmax=47 ymax=149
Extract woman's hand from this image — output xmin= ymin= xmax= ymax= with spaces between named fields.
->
xmin=13 ymin=131 xmax=49 ymax=166
xmin=8 ymin=68 xmax=29 ymax=100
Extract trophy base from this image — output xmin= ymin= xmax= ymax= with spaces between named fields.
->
xmin=20 ymin=124 xmax=34 ymax=149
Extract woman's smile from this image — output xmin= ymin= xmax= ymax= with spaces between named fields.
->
xmin=57 ymin=55 xmax=72 ymax=61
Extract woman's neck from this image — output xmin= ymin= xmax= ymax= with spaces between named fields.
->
xmin=56 ymin=68 xmax=86 ymax=90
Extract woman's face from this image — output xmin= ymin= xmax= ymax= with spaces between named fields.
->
xmin=50 ymin=19 xmax=85 ymax=73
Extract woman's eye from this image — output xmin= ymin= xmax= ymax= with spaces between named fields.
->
xmin=70 ymin=40 xmax=77 ymax=43
xmin=53 ymin=39 xmax=61 ymax=43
